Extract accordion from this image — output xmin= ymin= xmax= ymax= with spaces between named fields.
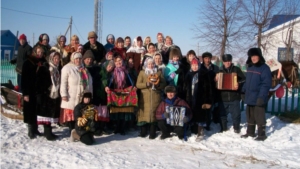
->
xmin=166 ymin=106 xmax=186 ymax=127
xmin=216 ymin=72 xmax=238 ymax=90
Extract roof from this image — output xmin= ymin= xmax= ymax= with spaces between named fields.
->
xmin=265 ymin=15 xmax=300 ymax=31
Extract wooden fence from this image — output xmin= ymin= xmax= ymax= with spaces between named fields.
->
xmin=1 ymin=60 xmax=17 ymax=85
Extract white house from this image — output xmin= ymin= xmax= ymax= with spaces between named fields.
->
xmin=260 ymin=15 xmax=300 ymax=63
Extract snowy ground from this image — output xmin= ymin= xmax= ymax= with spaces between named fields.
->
xmin=1 ymin=107 xmax=299 ymax=169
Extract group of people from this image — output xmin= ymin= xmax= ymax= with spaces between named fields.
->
xmin=10 ymin=31 xmax=272 ymax=145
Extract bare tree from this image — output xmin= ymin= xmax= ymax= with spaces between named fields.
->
xmin=242 ymin=0 xmax=280 ymax=48
xmin=193 ymin=0 xmax=248 ymax=60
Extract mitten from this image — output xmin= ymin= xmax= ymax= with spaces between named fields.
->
xmin=162 ymin=112 xmax=170 ymax=119
xmin=183 ymin=117 xmax=189 ymax=123
xmin=256 ymin=98 xmax=264 ymax=106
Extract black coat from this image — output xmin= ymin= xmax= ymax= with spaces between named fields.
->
xmin=74 ymin=103 xmax=97 ymax=136
xmin=219 ymin=64 xmax=246 ymax=102
xmin=83 ymin=41 xmax=106 ymax=64
xmin=86 ymin=65 xmax=102 ymax=105
xmin=176 ymin=57 xmax=190 ymax=100
xmin=10 ymin=42 xmax=32 ymax=74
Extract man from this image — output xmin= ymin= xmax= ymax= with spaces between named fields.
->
xmin=217 ymin=54 xmax=246 ymax=133
xmin=10 ymin=34 xmax=32 ymax=92
xmin=241 ymin=48 xmax=272 ymax=141
xmin=83 ymin=31 xmax=106 ymax=64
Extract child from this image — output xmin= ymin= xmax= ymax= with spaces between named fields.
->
xmin=70 ymin=92 xmax=98 ymax=145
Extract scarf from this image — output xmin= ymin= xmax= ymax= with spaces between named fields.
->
xmin=78 ymin=66 xmax=89 ymax=90
xmin=90 ymin=43 xmax=97 ymax=50
xmin=145 ymin=67 xmax=157 ymax=75
xmin=165 ymin=96 xmax=177 ymax=106
xmin=169 ymin=60 xmax=179 ymax=69
xmin=113 ymin=66 xmax=127 ymax=89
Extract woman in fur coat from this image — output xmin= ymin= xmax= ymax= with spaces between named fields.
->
xmin=60 ymin=52 xmax=93 ymax=133
xmin=136 ymin=58 xmax=166 ymax=139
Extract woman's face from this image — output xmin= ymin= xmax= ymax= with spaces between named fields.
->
xmin=71 ymin=38 xmax=79 ymax=46
xmin=137 ymin=40 xmax=142 ymax=47
xmin=114 ymin=58 xmax=123 ymax=68
xmin=107 ymin=54 xmax=113 ymax=60
xmin=147 ymin=61 xmax=155 ymax=69
xmin=154 ymin=55 xmax=162 ymax=65
xmin=128 ymin=58 xmax=134 ymax=68
xmin=117 ymin=42 xmax=124 ymax=48
xmin=84 ymin=58 xmax=93 ymax=66
xmin=172 ymin=56 xmax=179 ymax=62
xmin=165 ymin=38 xmax=172 ymax=45
xmin=77 ymin=47 xmax=83 ymax=53
xmin=74 ymin=57 xmax=82 ymax=66
xmin=145 ymin=38 xmax=150 ymax=45
xmin=191 ymin=64 xmax=199 ymax=72
xmin=59 ymin=37 xmax=66 ymax=47
xmin=157 ymin=35 xmax=163 ymax=43
xmin=83 ymin=97 xmax=90 ymax=104
xmin=148 ymin=45 xmax=156 ymax=54
xmin=42 ymin=39 xmax=48 ymax=45
xmin=53 ymin=55 xmax=60 ymax=66
xmin=36 ymin=48 xmax=43 ymax=58
xmin=188 ymin=54 xmax=196 ymax=62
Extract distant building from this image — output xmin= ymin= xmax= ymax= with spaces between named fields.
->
xmin=260 ymin=15 xmax=300 ymax=63
xmin=1 ymin=30 xmax=19 ymax=60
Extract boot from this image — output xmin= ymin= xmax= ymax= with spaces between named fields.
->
xmin=233 ymin=123 xmax=240 ymax=134
xmin=255 ymin=125 xmax=267 ymax=141
xmin=158 ymin=121 xmax=171 ymax=140
xmin=43 ymin=125 xmax=57 ymax=141
xmin=27 ymin=124 xmax=35 ymax=139
xmin=68 ymin=121 xmax=75 ymax=134
xmin=119 ymin=120 xmax=126 ymax=135
xmin=195 ymin=126 xmax=204 ymax=142
xmin=70 ymin=129 xmax=80 ymax=142
xmin=149 ymin=124 xmax=156 ymax=139
xmin=33 ymin=124 xmax=43 ymax=136
xmin=113 ymin=120 xmax=121 ymax=134
xmin=241 ymin=124 xmax=256 ymax=138
xmin=220 ymin=119 xmax=227 ymax=133
xmin=139 ymin=124 xmax=148 ymax=137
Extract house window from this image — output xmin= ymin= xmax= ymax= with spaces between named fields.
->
xmin=278 ymin=48 xmax=294 ymax=61
xmin=4 ymin=50 xmax=11 ymax=60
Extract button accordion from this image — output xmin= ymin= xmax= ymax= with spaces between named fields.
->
xmin=166 ymin=106 xmax=186 ymax=127
xmin=216 ymin=72 xmax=238 ymax=90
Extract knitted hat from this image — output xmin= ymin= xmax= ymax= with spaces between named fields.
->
xmin=164 ymin=85 xmax=177 ymax=94
xmin=222 ymin=54 xmax=232 ymax=62
xmin=88 ymin=31 xmax=97 ymax=40
xmin=19 ymin=34 xmax=27 ymax=41
xmin=191 ymin=58 xmax=198 ymax=65
xmin=82 ymin=50 xmax=94 ymax=61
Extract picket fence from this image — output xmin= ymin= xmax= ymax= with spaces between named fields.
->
xmin=1 ymin=60 xmax=17 ymax=85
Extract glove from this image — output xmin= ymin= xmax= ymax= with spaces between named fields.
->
xmin=175 ymin=68 xmax=182 ymax=74
xmin=77 ymin=117 xmax=88 ymax=127
xmin=163 ymin=112 xmax=170 ymax=119
xmin=10 ymin=59 xmax=16 ymax=64
xmin=183 ymin=117 xmax=189 ymax=123
xmin=241 ymin=94 xmax=245 ymax=102
xmin=256 ymin=98 xmax=264 ymax=106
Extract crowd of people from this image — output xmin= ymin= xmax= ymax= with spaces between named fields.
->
xmin=10 ymin=31 xmax=272 ymax=145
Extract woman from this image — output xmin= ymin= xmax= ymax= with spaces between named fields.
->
xmin=111 ymin=37 xmax=127 ymax=60
xmin=63 ymin=35 xmax=81 ymax=66
xmin=36 ymin=52 xmax=61 ymax=140
xmin=154 ymin=52 xmax=166 ymax=75
xmin=33 ymin=33 xmax=51 ymax=60
xmin=104 ymin=34 xmax=115 ymax=52
xmin=50 ymin=35 xmax=67 ymax=57
xmin=141 ymin=43 xmax=156 ymax=69
xmin=60 ymin=52 xmax=93 ymax=133
xmin=186 ymin=50 xmax=198 ymax=71
xmin=105 ymin=55 xmax=135 ymax=135
xmin=21 ymin=46 xmax=46 ymax=139
xmin=136 ymin=58 xmax=166 ymax=139
xmin=143 ymin=36 xmax=152 ymax=52
xmin=161 ymin=36 xmax=176 ymax=65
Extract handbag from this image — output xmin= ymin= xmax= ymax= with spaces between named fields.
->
xmin=96 ymin=104 xmax=109 ymax=122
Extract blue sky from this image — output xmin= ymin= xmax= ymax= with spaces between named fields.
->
xmin=1 ymin=0 xmax=204 ymax=55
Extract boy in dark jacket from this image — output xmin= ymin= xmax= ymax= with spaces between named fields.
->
xmin=156 ymin=86 xmax=192 ymax=140
xmin=241 ymin=48 xmax=272 ymax=141
xmin=217 ymin=54 xmax=246 ymax=133
xmin=70 ymin=92 xmax=98 ymax=145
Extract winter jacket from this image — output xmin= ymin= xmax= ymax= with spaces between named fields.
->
xmin=83 ymin=41 xmax=106 ymax=64
xmin=219 ymin=64 xmax=246 ymax=102
xmin=85 ymin=65 xmax=102 ymax=105
xmin=136 ymin=70 xmax=166 ymax=123
xmin=60 ymin=63 xmax=93 ymax=110
xmin=74 ymin=103 xmax=97 ymax=136
xmin=242 ymin=64 xmax=272 ymax=106
xmin=155 ymin=97 xmax=192 ymax=121
xmin=10 ymin=42 xmax=32 ymax=75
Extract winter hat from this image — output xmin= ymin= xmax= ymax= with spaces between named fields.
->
xmin=222 ymin=54 xmax=232 ymax=62
xmin=88 ymin=31 xmax=98 ymax=40
xmin=39 ymin=33 xmax=49 ymax=43
xmin=169 ymin=48 xmax=181 ymax=60
xmin=164 ymin=85 xmax=177 ymax=94
xmin=191 ymin=58 xmax=199 ymax=65
xmin=19 ymin=34 xmax=27 ymax=41
xmin=70 ymin=52 xmax=82 ymax=62
xmin=83 ymin=92 xmax=92 ymax=99
xmin=82 ymin=50 xmax=94 ymax=61
xmin=136 ymin=36 xmax=142 ymax=42
xmin=202 ymin=52 xmax=212 ymax=59
xmin=246 ymin=48 xmax=265 ymax=65
xmin=107 ymin=34 xmax=115 ymax=40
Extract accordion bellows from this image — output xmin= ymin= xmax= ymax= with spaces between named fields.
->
xmin=216 ymin=73 xmax=238 ymax=90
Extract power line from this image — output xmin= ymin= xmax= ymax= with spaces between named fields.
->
xmin=1 ymin=7 xmax=69 ymax=20
xmin=72 ymin=21 xmax=84 ymax=41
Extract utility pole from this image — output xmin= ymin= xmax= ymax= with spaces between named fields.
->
xmin=94 ymin=0 xmax=103 ymax=43
xmin=64 ymin=16 xmax=72 ymax=43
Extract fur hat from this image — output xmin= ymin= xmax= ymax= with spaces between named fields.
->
xmin=169 ymin=48 xmax=181 ymax=60
xmin=202 ymin=52 xmax=212 ymax=59
xmin=222 ymin=54 xmax=232 ymax=62
xmin=246 ymin=48 xmax=265 ymax=65
xmin=82 ymin=50 xmax=94 ymax=61
xmin=88 ymin=31 xmax=97 ymax=40
xmin=164 ymin=85 xmax=177 ymax=94
xmin=19 ymin=34 xmax=27 ymax=41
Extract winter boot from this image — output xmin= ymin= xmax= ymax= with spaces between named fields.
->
xmin=27 ymin=124 xmax=35 ymax=139
xmin=233 ymin=123 xmax=240 ymax=134
xmin=119 ymin=120 xmax=126 ymax=135
xmin=70 ymin=129 xmax=80 ymax=142
xmin=33 ymin=124 xmax=43 ymax=136
xmin=149 ymin=124 xmax=156 ymax=139
xmin=241 ymin=124 xmax=256 ymax=138
xmin=196 ymin=126 xmax=204 ymax=142
xmin=220 ymin=119 xmax=228 ymax=133
xmin=43 ymin=125 xmax=57 ymax=141
xmin=255 ymin=125 xmax=267 ymax=141
xmin=139 ymin=124 xmax=148 ymax=137
xmin=67 ymin=121 xmax=75 ymax=134
xmin=158 ymin=121 xmax=171 ymax=140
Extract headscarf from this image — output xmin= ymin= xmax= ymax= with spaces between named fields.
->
xmin=144 ymin=57 xmax=157 ymax=75
xmin=113 ymin=59 xmax=128 ymax=89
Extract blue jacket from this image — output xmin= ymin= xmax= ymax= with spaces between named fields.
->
xmin=242 ymin=64 xmax=271 ymax=106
